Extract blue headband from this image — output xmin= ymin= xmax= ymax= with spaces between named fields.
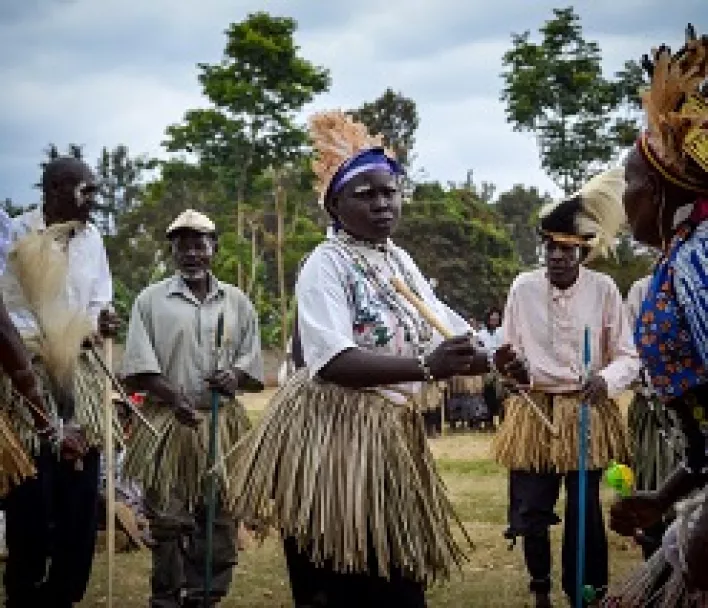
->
xmin=327 ymin=148 xmax=403 ymax=200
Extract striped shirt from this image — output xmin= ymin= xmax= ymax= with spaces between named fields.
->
xmin=674 ymin=220 xmax=708 ymax=367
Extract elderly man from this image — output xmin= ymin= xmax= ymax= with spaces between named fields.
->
xmin=122 ymin=209 xmax=263 ymax=608
xmin=492 ymin=168 xmax=639 ymax=608
xmin=1 ymin=157 xmax=118 ymax=608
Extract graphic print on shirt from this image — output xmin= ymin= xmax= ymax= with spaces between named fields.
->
xmin=349 ymin=264 xmax=398 ymax=350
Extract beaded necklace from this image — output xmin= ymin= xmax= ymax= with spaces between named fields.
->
xmin=325 ymin=233 xmax=433 ymax=359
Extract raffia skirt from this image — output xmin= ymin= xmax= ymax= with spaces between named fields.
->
xmin=492 ymin=391 xmax=631 ymax=472
xmin=0 ymin=376 xmax=36 ymax=496
xmin=224 ymin=368 xmax=472 ymax=583
xmin=123 ymin=397 xmax=252 ymax=511
xmin=0 ymin=348 xmax=118 ymax=495
xmin=602 ymin=488 xmax=708 ymax=608
xmin=627 ymin=392 xmax=684 ymax=492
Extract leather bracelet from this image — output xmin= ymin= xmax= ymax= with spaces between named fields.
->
xmin=418 ymin=354 xmax=434 ymax=382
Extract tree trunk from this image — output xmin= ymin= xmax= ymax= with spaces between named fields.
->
xmin=275 ymin=174 xmax=288 ymax=354
xmin=236 ymin=198 xmax=244 ymax=289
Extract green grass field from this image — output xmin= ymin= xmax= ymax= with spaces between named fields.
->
xmin=72 ymin=391 xmax=643 ymax=606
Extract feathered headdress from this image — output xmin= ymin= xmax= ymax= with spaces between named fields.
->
xmin=308 ymin=110 xmax=399 ymax=207
xmin=638 ymin=24 xmax=708 ymax=193
xmin=539 ymin=167 xmax=627 ymax=260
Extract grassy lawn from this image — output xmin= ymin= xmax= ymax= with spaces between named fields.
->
xmin=73 ymin=390 xmax=643 ymax=607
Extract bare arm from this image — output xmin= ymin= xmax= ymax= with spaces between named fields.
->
xmin=318 ymin=340 xmax=489 ymax=389
xmin=0 ymin=295 xmax=47 ymax=429
xmin=124 ymin=373 xmax=185 ymax=407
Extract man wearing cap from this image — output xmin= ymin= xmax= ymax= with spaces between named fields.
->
xmin=121 ymin=209 xmax=264 ymax=608
xmin=491 ymin=168 xmax=639 ymax=607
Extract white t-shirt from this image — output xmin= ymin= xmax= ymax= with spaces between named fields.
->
xmin=295 ymin=236 xmax=471 ymax=395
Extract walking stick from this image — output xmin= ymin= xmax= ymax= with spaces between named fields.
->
xmin=89 ymin=343 xmax=160 ymax=439
xmin=389 ymin=277 xmax=559 ymax=436
xmin=103 ymin=330 xmax=115 ymax=608
xmin=576 ymin=326 xmax=591 ymax=608
xmin=204 ymin=312 xmax=224 ymax=607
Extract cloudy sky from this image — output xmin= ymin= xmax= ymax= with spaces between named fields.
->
xmin=1 ymin=0 xmax=704 ymax=206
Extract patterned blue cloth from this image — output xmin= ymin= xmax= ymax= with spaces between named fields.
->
xmin=674 ymin=220 xmax=708 ymax=367
xmin=635 ymin=213 xmax=707 ymax=402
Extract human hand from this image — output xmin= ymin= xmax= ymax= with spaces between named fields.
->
xmin=60 ymin=425 xmax=89 ymax=461
xmin=171 ymin=391 xmax=200 ymax=428
xmin=205 ymin=368 xmax=240 ymax=397
xmin=98 ymin=308 xmax=120 ymax=339
xmin=425 ymin=334 xmax=481 ymax=379
xmin=609 ymin=492 xmax=665 ymax=537
xmin=493 ymin=344 xmax=530 ymax=387
xmin=582 ymin=373 xmax=608 ymax=405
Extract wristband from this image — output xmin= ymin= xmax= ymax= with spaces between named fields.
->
xmin=418 ymin=354 xmax=434 ymax=382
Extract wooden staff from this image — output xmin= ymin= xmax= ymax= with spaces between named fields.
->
xmin=89 ymin=343 xmax=159 ymax=439
xmin=389 ymin=277 xmax=559 ymax=437
xmin=103 ymin=334 xmax=115 ymax=608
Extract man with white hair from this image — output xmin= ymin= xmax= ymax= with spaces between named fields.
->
xmin=122 ymin=209 xmax=264 ymax=607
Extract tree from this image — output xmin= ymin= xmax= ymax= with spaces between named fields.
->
xmin=587 ymin=235 xmax=654 ymax=296
xmin=1 ymin=198 xmax=31 ymax=217
xmin=400 ymin=183 xmax=523 ymax=318
xmin=500 ymin=7 xmax=643 ymax=192
xmin=350 ymin=89 xmax=420 ymax=167
xmin=94 ymin=145 xmax=157 ymax=235
xmin=495 ymin=185 xmax=550 ymax=266
xmin=163 ymin=12 xmax=330 ymax=288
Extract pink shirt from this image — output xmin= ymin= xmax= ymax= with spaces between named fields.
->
xmin=502 ymin=267 xmax=640 ymax=398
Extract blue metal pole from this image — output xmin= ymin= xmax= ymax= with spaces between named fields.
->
xmin=576 ymin=326 xmax=591 ymax=608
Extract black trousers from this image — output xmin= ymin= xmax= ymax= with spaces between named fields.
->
xmin=283 ymin=536 xmax=426 ymax=608
xmin=507 ymin=469 xmax=608 ymax=605
xmin=147 ymin=495 xmax=237 ymax=608
xmin=4 ymin=445 xmax=100 ymax=608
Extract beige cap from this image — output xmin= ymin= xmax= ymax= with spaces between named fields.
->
xmin=166 ymin=209 xmax=216 ymax=237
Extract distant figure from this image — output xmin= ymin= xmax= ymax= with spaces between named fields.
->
xmin=478 ymin=307 xmax=504 ymax=425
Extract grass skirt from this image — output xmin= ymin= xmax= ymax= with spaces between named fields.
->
xmin=0 ymin=381 xmax=36 ymax=495
xmin=72 ymin=348 xmax=124 ymax=449
xmin=492 ymin=392 xmax=630 ymax=472
xmin=627 ymin=392 xmax=684 ymax=492
xmin=225 ymin=369 xmax=472 ymax=582
xmin=123 ymin=398 xmax=251 ymax=510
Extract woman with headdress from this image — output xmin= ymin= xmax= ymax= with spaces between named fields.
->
xmin=604 ymin=25 xmax=708 ymax=606
xmin=226 ymin=111 xmax=527 ymax=607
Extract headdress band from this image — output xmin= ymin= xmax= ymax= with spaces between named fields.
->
xmin=638 ymin=133 xmax=708 ymax=195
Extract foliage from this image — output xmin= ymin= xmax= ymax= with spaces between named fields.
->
xmin=398 ymin=185 xmax=522 ymax=319
xmin=587 ymin=234 xmax=654 ymax=296
xmin=350 ymin=88 xmax=420 ymax=168
xmin=494 ymin=185 xmax=550 ymax=266
xmin=500 ymin=7 xmax=645 ymax=192
xmin=163 ymin=12 xmax=330 ymax=203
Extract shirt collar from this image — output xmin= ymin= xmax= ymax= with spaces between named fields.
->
xmin=23 ymin=207 xmax=94 ymax=236
xmin=546 ymin=266 xmax=585 ymax=300
xmin=167 ymin=272 xmax=224 ymax=302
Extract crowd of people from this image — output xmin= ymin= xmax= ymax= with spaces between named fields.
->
xmin=0 ymin=23 xmax=704 ymax=608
